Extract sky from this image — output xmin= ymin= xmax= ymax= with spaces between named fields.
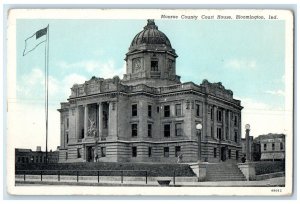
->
xmin=12 ymin=19 xmax=287 ymax=151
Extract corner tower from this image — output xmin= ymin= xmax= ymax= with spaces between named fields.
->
xmin=122 ymin=19 xmax=181 ymax=87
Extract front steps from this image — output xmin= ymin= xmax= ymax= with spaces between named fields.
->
xmin=205 ymin=162 xmax=247 ymax=181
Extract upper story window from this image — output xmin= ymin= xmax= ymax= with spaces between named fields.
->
xmin=132 ymin=104 xmax=137 ymax=117
xmin=148 ymin=105 xmax=152 ymax=117
xmin=151 ymin=60 xmax=158 ymax=71
xmin=264 ymin=143 xmax=267 ymax=151
xmin=234 ymin=131 xmax=238 ymax=142
xmin=217 ymin=127 xmax=222 ymax=140
xmin=196 ymin=104 xmax=201 ymax=117
xmin=234 ymin=115 xmax=238 ymax=126
xmin=132 ymin=124 xmax=138 ymax=137
xmin=175 ymin=123 xmax=182 ymax=136
xmin=66 ymin=118 xmax=69 ymax=129
xmin=175 ymin=104 xmax=182 ymax=116
xmin=164 ymin=124 xmax=171 ymax=137
xmin=272 ymin=143 xmax=275 ymax=151
xmin=164 ymin=105 xmax=170 ymax=117
xmin=148 ymin=124 xmax=152 ymax=137
xmin=210 ymin=107 xmax=213 ymax=120
xmin=217 ymin=110 xmax=222 ymax=122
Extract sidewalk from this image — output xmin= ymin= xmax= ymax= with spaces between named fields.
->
xmin=15 ymin=176 xmax=285 ymax=187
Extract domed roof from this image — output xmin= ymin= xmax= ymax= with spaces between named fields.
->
xmin=129 ymin=19 xmax=172 ymax=50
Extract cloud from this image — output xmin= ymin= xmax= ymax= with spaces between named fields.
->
xmin=57 ymin=59 xmax=125 ymax=78
xmin=265 ymin=89 xmax=285 ymax=97
xmin=224 ymin=59 xmax=257 ymax=70
xmin=237 ymin=97 xmax=286 ymax=138
xmin=8 ymin=102 xmax=60 ymax=151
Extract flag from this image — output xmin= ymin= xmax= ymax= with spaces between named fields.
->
xmin=23 ymin=26 xmax=48 ymax=56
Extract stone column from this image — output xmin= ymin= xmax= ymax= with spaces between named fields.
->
xmin=84 ymin=104 xmax=88 ymax=138
xmin=223 ymin=109 xmax=226 ymax=140
xmin=228 ymin=111 xmax=231 ymax=141
xmin=98 ymin=102 xmax=103 ymax=139
xmin=76 ymin=106 xmax=80 ymax=140
xmin=213 ymin=106 xmax=217 ymax=140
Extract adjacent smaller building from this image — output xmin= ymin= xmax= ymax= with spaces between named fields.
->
xmin=15 ymin=146 xmax=59 ymax=164
xmin=254 ymin=133 xmax=285 ymax=161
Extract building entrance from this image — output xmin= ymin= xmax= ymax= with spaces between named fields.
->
xmin=86 ymin=146 xmax=94 ymax=162
xmin=221 ymin=147 xmax=227 ymax=161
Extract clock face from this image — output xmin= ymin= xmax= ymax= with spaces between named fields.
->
xmin=245 ymin=124 xmax=250 ymax=129
xmin=133 ymin=58 xmax=141 ymax=72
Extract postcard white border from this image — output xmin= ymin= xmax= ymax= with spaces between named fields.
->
xmin=6 ymin=8 xmax=294 ymax=196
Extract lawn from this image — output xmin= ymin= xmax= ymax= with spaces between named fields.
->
xmin=254 ymin=160 xmax=285 ymax=175
xmin=15 ymin=162 xmax=196 ymax=177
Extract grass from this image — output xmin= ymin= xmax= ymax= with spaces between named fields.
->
xmin=254 ymin=160 xmax=285 ymax=175
xmin=15 ymin=162 xmax=196 ymax=177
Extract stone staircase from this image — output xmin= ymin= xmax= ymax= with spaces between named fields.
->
xmin=205 ymin=162 xmax=247 ymax=181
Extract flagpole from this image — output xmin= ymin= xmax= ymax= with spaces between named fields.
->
xmin=45 ymin=25 xmax=49 ymax=164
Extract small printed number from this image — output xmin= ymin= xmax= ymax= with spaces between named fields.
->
xmin=271 ymin=189 xmax=282 ymax=192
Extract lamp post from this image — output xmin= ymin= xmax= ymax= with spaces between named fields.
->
xmin=245 ymin=124 xmax=250 ymax=162
xmin=196 ymin=123 xmax=203 ymax=163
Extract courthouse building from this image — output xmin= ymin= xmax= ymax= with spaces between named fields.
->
xmin=58 ymin=20 xmax=243 ymax=163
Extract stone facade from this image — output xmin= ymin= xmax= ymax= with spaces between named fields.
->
xmin=58 ymin=20 xmax=243 ymax=163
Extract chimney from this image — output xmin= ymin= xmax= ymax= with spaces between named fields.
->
xmin=36 ymin=146 xmax=41 ymax=152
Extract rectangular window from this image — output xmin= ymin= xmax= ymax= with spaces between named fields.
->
xmin=217 ymin=110 xmax=222 ymax=122
xmin=234 ymin=115 xmax=238 ymax=126
xmin=132 ymin=124 xmax=138 ymax=137
xmin=77 ymin=148 xmax=81 ymax=158
xmin=214 ymin=148 xmax=217 ymax=158
xmin=175 ymin=104 xmax=182 ymax=116
xmin=211 ymin=107 xmax=213 ymax=120
xmin=164 ymin=105 xmax=170 ymax=117
xmin=66 ymin=118 xmax=69 ymax=128
xmin=217 ymin=128 xmax=222 ymax=140
xmin=66 ymin=133 xmax=69 ymax=143
xmin=148 ymin=124 xmax=152 ymax=137
xmin=175 ymin=123 xmax=182 ymax=136
xmin=280 ymin=142 xmax=284 ymax=150
xmin=228 ymin=149 xmax=231 ymax=159
xmin=164 ymin=124 xmax=171 ymax=137
xmin=175 ymin=146 xmax=181 ymax=157
xmin=132 ymin=104 xmax=137 ymax=116
xmin=151 ymin=61 xmax=158 ymax=71
xmin=148 ymin=105 xmax=152 ymax=117
xmin=132 ymin=147 xmax=137 ymax=157
xmin=66 ymin=152 xmax=68 ymax=160
xmin=196 ymin=104 xmax=200 ymax=117
xmin=272 ymin=143 xmax=275 ymax=151
xmin=211 ymin=126 xmax=214 ymax=137
xmin=236 ymin=150 xmax=239 ymax=160
xmin=264 ymin=143 xmax=267 ymax=151
xmin=81 ymin=129 xmax=84 ymax=139
xmin=164 ymin=147 xmax=169 ymax=157
xmin=148 ymin=147 xmax=152 ymax=157
xmin=101 ymin=147 xmax=106 ymax=157
xmin=157 ymin=106 xmax=160 ymax=113
xmin=234 ymin=131 xmax=238 ymax=142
